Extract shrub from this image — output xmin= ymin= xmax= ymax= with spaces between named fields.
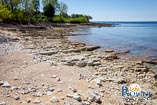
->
xmin=0 ymin=5 xmax=12 ymax=22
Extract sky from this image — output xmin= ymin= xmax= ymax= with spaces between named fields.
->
xmin=59 ymin=0 xmax=157 ymax=21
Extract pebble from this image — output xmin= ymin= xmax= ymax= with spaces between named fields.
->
xmin=12 ymin=95 xmax=20 ymax=100
xmin=88 ymin=90 xmax=101 ymax=103
xmin=33 ymin=98 xmax=41 ymax=104
xmin=50 ymin=97 xmax=59 ymax=103
xmin=67 ymin=94 xmax=82 ymax=101
xmin=0 ymin=102 xmax=6 ymax=105
xmin=26 ymin=98 xmax=31 ymax=103
xmin=1 ymin=81 xmax=11 ymax=88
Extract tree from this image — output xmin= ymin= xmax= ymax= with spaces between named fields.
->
xmin=42 ymin=0 xmax=58 ymax=8
xmin=58 ymin=2 xmax=68 ymax=16
xmin=32 ymin=0 xmax=40 ymax=13
xmin=43 ymin=3 xmax=55 ymax=17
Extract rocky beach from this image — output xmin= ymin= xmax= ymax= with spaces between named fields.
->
xmin=0 ymin=24 xmax=157 ymax=105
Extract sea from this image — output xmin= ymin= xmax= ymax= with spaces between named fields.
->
xmin=68 ymin=21 xmax=157 ymax=59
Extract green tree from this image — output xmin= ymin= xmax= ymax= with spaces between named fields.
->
xmin=43 ymin=3 xmax=55 ymax=17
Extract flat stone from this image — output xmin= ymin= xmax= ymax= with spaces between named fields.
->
xmin=39 ymin=50 xmax=58 ymax=56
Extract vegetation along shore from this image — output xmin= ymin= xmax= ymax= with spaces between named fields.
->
xmin=0 ymin=0 xmax=157 ymax=105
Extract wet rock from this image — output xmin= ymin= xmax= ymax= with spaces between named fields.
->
xmin=0 ymin=102 xmax=6 ymax=105
xmin=88 ymin=90 xmax=101 ymax=104
xmin=1 ymin=81 xmax=11 ymax=88
xmin=50 ymin=97 xmax=59 ymax=103
xmin=33 ymin=98 xmax=41 ymax=104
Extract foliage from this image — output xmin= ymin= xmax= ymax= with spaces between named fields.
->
xmin=0 ymin=5 xmax=13 ymax=22
xmin=0 ymin=0 xmax=92 ymax=23
xmin=43 ymin=3 xmax=55 ymax=17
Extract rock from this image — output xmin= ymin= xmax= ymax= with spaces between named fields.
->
xmin=87 ymin=59 xmax=101 ymax=66
xmin=0 ymin=81 xmax=3 ymax=86
xmin=105 ymin=49 xmax=114 ymax=53
xmin=47 ymin=88 xmax=55 ymax=92
xmin=50 ymin=97 xmax=59 ymax=103
xmin=56 ymin=77 xmax=61 ymax=82
xmin=33 ymin=98 xmax=41 ymax=104
xmin=0 ymin=102 xmax=6 ymax=105
xmin=82 ymin=101 xmax=90 ymax=105
xmin=143 ymin=59 xmax=157 ymax=65
xmin=88 ymin=90 xmax=101 ymax=104
xmin=34 ymin=92 xmax=44 ymax=97
xmin=51 ymin=75 xmax=57 ymax=78
xmin=63 ymin=46 xmax=100 ymax=53
xmin=46 ymin=91 xmax=53 ymax=96
xmin=104 ymin=53 xmax=118 ymax=60
xmin=81 ymin=46 xmax=100 ymax=51
xmin=76 ymin=61 xmax=87 ymax=67
xmin=10 ymin=86 xmax=18 ymax=90
xmin=39 ymin=50 xmax=58 ymax=56
xmin=26 ymin=98 xmax=31 ymax=103
xmin=67 ymin=94 xmax=82 ymax=102
xmin=12 ymin=95 xmax=20 ymax=100
xmin=1 ymin=81 xmax=11 ymax=88
xmin=95 ymin=79 xmax=102 ymax=86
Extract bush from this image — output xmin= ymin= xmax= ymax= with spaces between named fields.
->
xmin=43 ymin=4 xmax=55 ymax=18
xmin=70 ymin=17 xmax=88 ymax=23
xmin=0 ymin=5 xmax=12 ymax=22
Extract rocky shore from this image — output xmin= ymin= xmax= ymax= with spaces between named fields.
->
xmin=0 ymin=24 xmax=157 ymax=105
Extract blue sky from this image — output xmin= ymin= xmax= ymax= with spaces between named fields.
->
xmin=59 ymin=0 xmax=157 ymax=21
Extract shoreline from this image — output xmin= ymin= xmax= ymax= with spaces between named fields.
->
xmin=0 ymin=24 xmax=157 ymax=105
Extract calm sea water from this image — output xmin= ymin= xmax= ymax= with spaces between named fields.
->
xmin=69 ymin=22 xmax=157 ymax=59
